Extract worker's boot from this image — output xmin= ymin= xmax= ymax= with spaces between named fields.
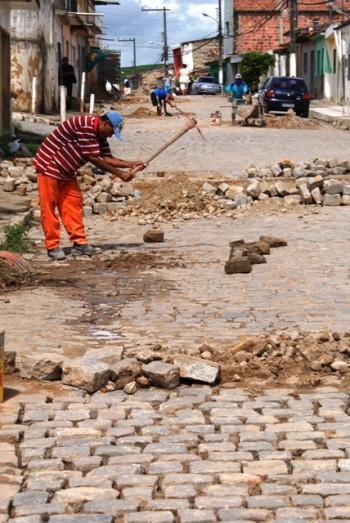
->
xmin=157 ymin=106 xmax=162 ymax=117
xmin=71 ymin=243 xmax=102 ymax=256
xmin=47 ymin=247 xmax=66 ymax=261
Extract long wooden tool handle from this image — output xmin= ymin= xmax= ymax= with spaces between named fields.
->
xmin=130 ymin=118 xmax=197 ymax=176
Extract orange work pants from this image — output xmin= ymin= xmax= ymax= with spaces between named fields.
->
xmin=38 ymin=172 xmax=87 ymax=250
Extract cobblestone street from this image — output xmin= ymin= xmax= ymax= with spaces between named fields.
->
xmin=1 ymin=95 xmax=350 ymax=522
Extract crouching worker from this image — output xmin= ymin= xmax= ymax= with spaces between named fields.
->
xmin=150 ymin=87 xmax=175 ymax=116
xmin=33 ymin=112 xmax=147 ymax=260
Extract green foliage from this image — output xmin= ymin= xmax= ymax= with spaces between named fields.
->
xmin=26 ymin=143 xmax=40 ymax=156
xmin=0 ymin=222 xmax=31 ymax=253
xmin=240 ymin=51 xmax=275 ymax=92
xmin=13 ymin=121 xmax=22 ymax=135
xmin=0 ymin=131 xmax=11 ymax=157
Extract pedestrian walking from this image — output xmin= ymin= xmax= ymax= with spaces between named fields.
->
xmin=150 ymin=87 xmax=176 ymax=116
xmin=124 ymin=78 xmax=131 ymax=96
xmin=179 ymin=64 xmax=191 ymax=95
xmin=33 ymin=112 xmax=146 ymax=260
xmin=59 ymin=57 xmax=77 ymax=110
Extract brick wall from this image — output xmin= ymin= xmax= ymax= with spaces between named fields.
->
xmin=234 ymin=0 xmax=350 ymax=53
xmin=192 ymin=38 xmax=219 ymax=74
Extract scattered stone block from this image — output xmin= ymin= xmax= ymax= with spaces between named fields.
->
xmin=62 ymin=357 xmax=110 ymax=393
xmin=20 ymin=353 xmax=64 ymax=381
xmin=225 ymin=256 xmax=252 ymax=274
xmin=141 ymin=361 xmax=180 ymax=389
xmin=173 ymin=355 xmax=220 ymax=385
xmin=143 ymin=229 xmax=164 ymax=243
xmin=4 ymin=351 xmax=16 ymax=374
xmin=3 ymin=177 xmax=15 ymax=192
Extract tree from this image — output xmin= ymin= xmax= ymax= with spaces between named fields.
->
xmin=240 ymin=51 xmax=275 ymax=92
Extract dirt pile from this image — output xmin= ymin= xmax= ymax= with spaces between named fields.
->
xmin=212 ymin=331 xmax=350 ymax=388
xmin=264 ymin=112 xmax=321 ymax=129
xmin=120 ymin=171 xmax=228 ymax=221
xmin=128 ymin=107 xmax=157 ymax=118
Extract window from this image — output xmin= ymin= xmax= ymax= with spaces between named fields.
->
xmin=333 ymin=49 xmax=336 ymax=73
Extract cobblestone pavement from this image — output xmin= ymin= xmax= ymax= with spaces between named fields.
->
xmin=2 ymin=96 xmax=350 ymax=522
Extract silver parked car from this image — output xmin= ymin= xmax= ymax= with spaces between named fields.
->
xmin=190 ymin=76 xmax=221 ymax=95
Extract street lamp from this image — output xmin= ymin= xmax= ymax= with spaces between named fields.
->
xmin=203 ymin=0 xmax=223 ymax=89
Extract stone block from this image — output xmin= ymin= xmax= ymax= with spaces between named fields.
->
xmin=173 ymin=355 xmax=220 ymax=385
xmin=141 ymin=361 xmax=180 ymax=389
xmin=62 ymin=357 xmax=110 ymax=393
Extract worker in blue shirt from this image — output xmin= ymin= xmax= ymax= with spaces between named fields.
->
xmin=225 ymin=73 xmax=248 ymax=103
xmin=151 ymin=87 xmax=176 ymax=116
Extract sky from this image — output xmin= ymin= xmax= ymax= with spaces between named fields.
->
xmin=95 ymin=0 xmax=221 ymax=69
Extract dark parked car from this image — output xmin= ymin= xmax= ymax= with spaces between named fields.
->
xmin=258 ymin=76 xmax=310 ymax=117
xmin=190 ymin=76 xmax=221 ymax=95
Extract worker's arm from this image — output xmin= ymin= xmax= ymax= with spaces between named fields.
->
xmin=87 ymin=155 xmax=147 ymax=182
xmin=165 ymin=94 xmax=175 ymax=107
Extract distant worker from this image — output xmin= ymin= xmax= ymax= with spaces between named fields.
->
xmin=150 ymin=87 xmax=175 ymax=116
xmin=59 ymin=57 xmax=77 ymax=110
xmin=225 ymin=73 xmax=248 ymax=103
xmin=124 ymin=78 xmax=131 ymax=96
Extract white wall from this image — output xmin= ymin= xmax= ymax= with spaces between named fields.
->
xmin=11 ymin=3 xmax=56 ymax=112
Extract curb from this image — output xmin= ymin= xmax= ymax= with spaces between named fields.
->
xmin=310 ymin=109 xmax=350 ymax=128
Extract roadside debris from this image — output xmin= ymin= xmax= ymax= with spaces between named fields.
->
xmin=2 ymin=158 xmax=350 ymax=224
xmin=225 ymin=236 xmax=287 ymax=274
xmin=5 ymin=328 xmax=350 ymax=392
xmin=143 ymin=229 xmax=165 ymax=243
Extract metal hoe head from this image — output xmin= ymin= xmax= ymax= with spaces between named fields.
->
xmin=176 ymin=107 xmax=205 ymax=141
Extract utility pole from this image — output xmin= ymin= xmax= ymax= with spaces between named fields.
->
xmin=203 ymin=1 xmax=223 ymax=89
xmin=118 ymin=37 xmax=136 ymax=78
xmin=289 ymin=0 xmax=298 ymax=76
xmin=142 ymin=6 xmax=170 ymax=74
xmin=218 ymin=0 xmax=223 ymax=89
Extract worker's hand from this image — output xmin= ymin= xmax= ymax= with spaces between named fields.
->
xmin=131 ymin=161 xmax=147 ymax=171
xmin=109 ymin=171 xmax=135 ymax=182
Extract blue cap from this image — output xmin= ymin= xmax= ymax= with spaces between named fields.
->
xmin=106 ymin=111 xmax=124 ymax=141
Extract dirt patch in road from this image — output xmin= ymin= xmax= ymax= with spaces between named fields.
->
xmin=0 ymin=248 xmax=185 ymax=292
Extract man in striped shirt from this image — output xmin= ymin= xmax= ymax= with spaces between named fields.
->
xmin=33 ymin=111 xmax=146 ymax=260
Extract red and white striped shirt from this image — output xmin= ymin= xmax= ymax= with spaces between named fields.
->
xmin=33 ymin=115 xmax=112 ymax=181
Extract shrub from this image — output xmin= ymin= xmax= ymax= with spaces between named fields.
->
xmin=0 ymin=222 xmax=31 ymax=253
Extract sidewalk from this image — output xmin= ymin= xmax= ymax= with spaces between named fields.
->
xmin=310 ymin=98 xmax=350 ymax=126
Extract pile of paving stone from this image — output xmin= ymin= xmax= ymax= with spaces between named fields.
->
xmin=4 ymin=348 xmax=221 ymax=395
xmin=5 ymin=328 xmax=350 ymax=392
xmin=2 ymin=158 xmax=350 ymax=223
xmin=242 ymin=157 xmax=350 ymax=207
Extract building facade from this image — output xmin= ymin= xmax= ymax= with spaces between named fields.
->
xmin=0 ymin=0 xmax=39 ymax=133
xmin=223 ymin=0 xmax=350 ymax=84
xmin=11 ymin=0 xmax=103 ymax=114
